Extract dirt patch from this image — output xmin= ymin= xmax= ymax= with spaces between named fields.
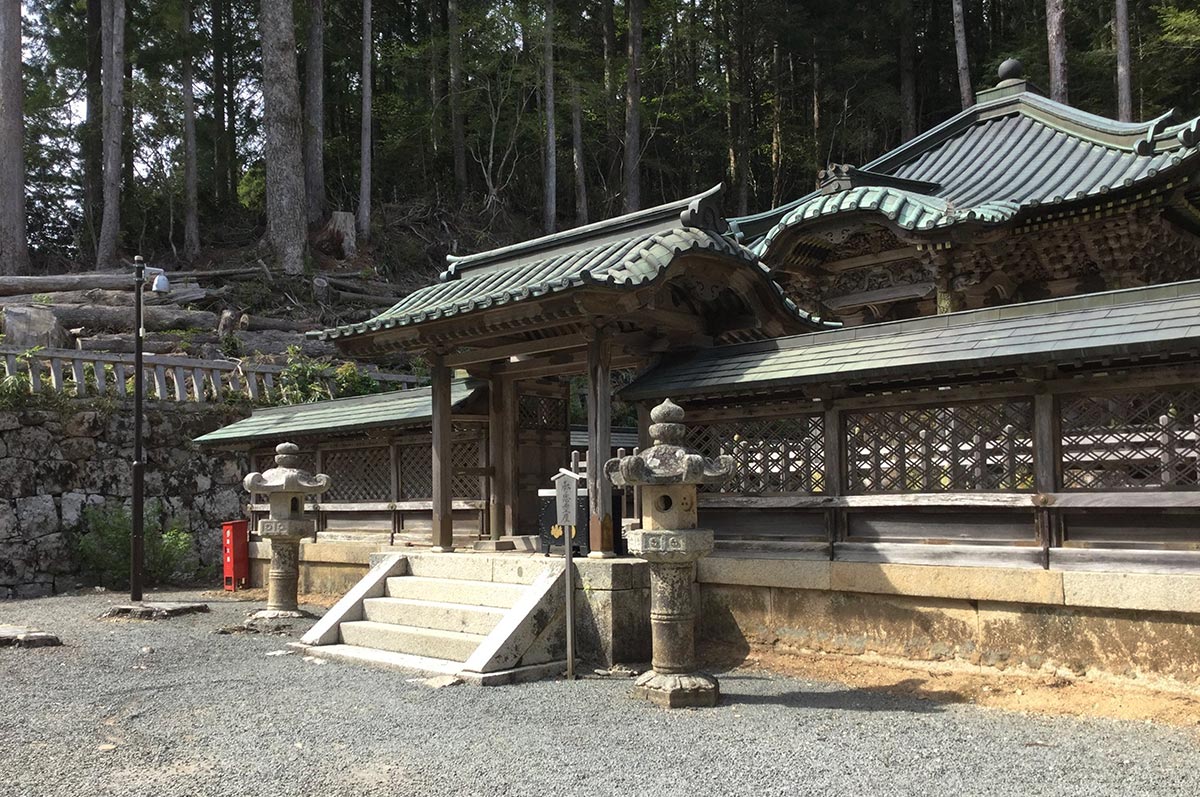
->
xmin=707 ymin=643 xmax=1200 ymax=729
xmin=197 ymin=588 xmax=341 ymax=609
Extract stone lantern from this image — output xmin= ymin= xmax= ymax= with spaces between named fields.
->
xmin=242 ymin=442 xmax=332 ymax=618
xmin=605 ymin=399 xmax=733 ymax=708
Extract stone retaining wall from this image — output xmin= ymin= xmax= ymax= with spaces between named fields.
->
xmin=697 ymin=557 xmax=1200 ymax=686
xmin=0 ymin=401 xmax=249 ymax=598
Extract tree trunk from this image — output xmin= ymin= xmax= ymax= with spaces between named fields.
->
xmin=305 ymin=0 xmax=326 ymax=225
xmin=623 ymin=0 xmax=642 ymax=214
xmin=122 ymin=52 xmax=133 ymax=197
xmin=447 ymin=0 xmax=468 ymax=196
xmin=212 ymin=0 xmax=228 ymax=206
xmin=97 ymin=0 xmax=125 ymax=270
xmin=83 ymin=0 xmax=103 ymax=254
xmin=812 ymin=37 xmax=821 ymax=187
xmin=357 ymin=0 xmax=372 ymax=242
xmin=542 ymin=0 xmax=556 ymax=234
xmin=899 ymin=0 xmax=917 ymax=140
xmin=0 ymin=1 xmax=28 ymax=276
xmin=770 ymin=41 xmax=784 ymax=207
xmin=571 ymin=80 xmax=588 ymax=227
xmin=951 ymin=0 xmax=973 ymax=109
xmin=181 ymin=0 xmax=200 ymax=261
xmin=428 ymin=0 xmax=442 ymax=153
xmin=1046 ymin=0 xmax=1068 ymax=104
xmin=1115 ymin=0 xmax=1132 ymax=121
xmin=260 ymin=0 xmax=308 ymax=274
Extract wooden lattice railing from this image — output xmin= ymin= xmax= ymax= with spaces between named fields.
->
xmin=0 ymin=345 xmax=422 ymax=403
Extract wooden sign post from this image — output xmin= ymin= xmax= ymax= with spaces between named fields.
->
xmin=552 ymin=468 xmax=584 ymax=680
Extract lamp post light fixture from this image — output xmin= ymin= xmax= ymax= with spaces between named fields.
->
xmin=130 ymin=255 xmax=169 ymax=602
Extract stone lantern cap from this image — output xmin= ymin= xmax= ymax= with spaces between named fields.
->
xmin=605 ymin=399 xmax=733 ymax=488
xmin=242 ymin=442 xmax=332 ymax=497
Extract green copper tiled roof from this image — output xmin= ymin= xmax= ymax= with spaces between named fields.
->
xmin=194 ymin=379 xmax=481 ymax=445
xmin=739 ymin=89 xmax=1200 ymax=252
xmin=311 ymin=186 xmax=830 ymax=345
xmin=622 ymin=280 xmax=1200 ymax=401
xmin=312 ymin=226 xmax=818 ymax=342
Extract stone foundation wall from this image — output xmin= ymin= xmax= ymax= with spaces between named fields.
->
xmin=697 ymin=558 xmax=1200 ymax=686
xmin=0 ymin=401 xmax=250 ymax=598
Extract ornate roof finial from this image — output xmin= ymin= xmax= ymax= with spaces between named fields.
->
xmin=998 ymin=58 xmax=1023 ymax=84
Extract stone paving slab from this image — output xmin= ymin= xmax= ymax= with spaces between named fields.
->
xmin=0 ymin=624 xmax=61 ymax=647
xmin=98 ymin=602 xmax=209 ymax=620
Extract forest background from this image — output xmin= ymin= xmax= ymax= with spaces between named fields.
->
xmin=3 ymin=0 xmax=1199 ymax=285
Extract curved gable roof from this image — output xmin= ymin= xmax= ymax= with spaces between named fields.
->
xmin=740 ymin=87 xmax=1200 ymax=257
xmin=313 ymin=187 xmax=830 ymax=345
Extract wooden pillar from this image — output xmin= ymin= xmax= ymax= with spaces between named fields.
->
xmin=1033 ymin=392 xmax=1060 ymax=569
xmin=823 ymin=406 xmax=845 ymax=558
xmin=488 ymin=375 xmax=517 ymax=540
xmin=430 ymin=353 xmax=454 ymax=552
xmin=586 ymin=333 xmax=614 ymax=557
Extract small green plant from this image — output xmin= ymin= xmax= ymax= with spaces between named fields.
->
xmin=73 ymin=502 xmax=195 ymax=588
xmin=32 ymin=293 xmax=52 ymax=304
xmin=219 ymin=333 xmax=243 ymax=357
xmin=275 ymin=345 xmax=333 ymax=404
xmin=332 ymin=360 xmax=380 ymax=397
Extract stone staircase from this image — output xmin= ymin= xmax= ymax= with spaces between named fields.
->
xmin=295 ymin=552 xmax=568 ymax=684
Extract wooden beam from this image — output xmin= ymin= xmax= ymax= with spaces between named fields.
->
xmin=430 ymin=353 xmax=454 ymax=552
xmin=586 ymin=333 xmax=615 ymax=557
xmin=445 ymin=332 xmax=589 ymax=368
xmin=819 ymin=246 xmax=919 ymax=273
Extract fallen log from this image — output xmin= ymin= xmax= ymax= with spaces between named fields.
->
xmin=330 ymin=287 xmax=401 ymax=308
xmin=0 ymin=268 xmax=262 ymax=296
xmin=237 ymin=313 xmax=321 ymax=333
xmin=0 ymin=285 xmax=210 ymax=307
xmin=39 ymin=304 xmax=220 ymax=334
xmin=75 ymin=331 xmax=220 ymax=354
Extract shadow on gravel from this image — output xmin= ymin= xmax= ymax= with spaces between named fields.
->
xmin=721 ymin=677 xmax=960 ymax=715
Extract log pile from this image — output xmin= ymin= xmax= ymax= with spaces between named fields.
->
xmin=0 ymin=267 xmax=383 ymax=362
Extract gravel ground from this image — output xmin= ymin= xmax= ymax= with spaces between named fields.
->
xmin=2 ymin=590 xmax=1199 ymax=797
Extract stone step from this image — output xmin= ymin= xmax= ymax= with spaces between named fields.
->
xmin=385 ymin=576 xmax=526 ymax=609
xmin=339 ymin=620 xmax=487 ymax=661
xmin=362 ymin=597 xmax=506 ymax=635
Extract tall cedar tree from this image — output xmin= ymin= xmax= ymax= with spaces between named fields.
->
xmin=952 ymin=0 xmax=973 ymax=109
xmin=1046 ymin=0 xmax=1068 ymax=103
xmin=357 ymin=0 xmax=372 ymax=241
xmin=97 ymin=0 xmax=125 ymax=270
xmin=181 ymin=0 xmax=200 ymax=261
xmin=623 ymin=0 xmax=642 ymax=213
xmin=305 ymin=0 xmax=327 ymax=225
xmin=1115 ymin=0 xmax=1132 ymax=122
xmin=260 ymin=0 xmax=308 ymax=274
xmin=0 ymin=0 xmax=28 ymax=275
xmin=543 ymin=0 xmax=556 ymax=234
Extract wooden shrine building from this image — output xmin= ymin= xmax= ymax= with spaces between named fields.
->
xmin=199 ymin=62 xmax=1200 ymax=683
xmin=303 ymin=186 xmax=826 ymax=555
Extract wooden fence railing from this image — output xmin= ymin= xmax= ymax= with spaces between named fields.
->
xmin=0 ymin=345 xmax=422 ymax=403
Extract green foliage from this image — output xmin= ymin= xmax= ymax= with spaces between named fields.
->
xmin=268 ymin=345 xmax=396 ymax=406
xmin=73 ymin=502 xmax=196 ymax=589
xmin=18 ymin=0 xmax=1200 ymax=268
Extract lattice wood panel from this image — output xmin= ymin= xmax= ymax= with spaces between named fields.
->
xmin=452 ymin=438 xmax=483 ymax=498
xmin=398 ymin=444 xmax=433 ymax=500
xmin=1061 ymin=389 xmax=1200 ymax=490
xmin=322 ymin=447 xmax=392 ymax=502
xmin=846 ymin=401 xmax=1034 ymax=493
xmin=688 ymin=416 xmax=825 ymax=494
xmin=519 ymin=394 xmax=568 ymax=430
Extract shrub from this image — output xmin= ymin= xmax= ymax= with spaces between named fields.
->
xmin=73 ymin=502 xmax=196 ymax=589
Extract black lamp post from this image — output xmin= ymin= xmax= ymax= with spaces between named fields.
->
xmin=130 ymin=256 xmax=169 ymax=602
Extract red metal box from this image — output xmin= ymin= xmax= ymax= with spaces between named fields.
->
xmin=222 ymin=520 xmax=249 ymax=591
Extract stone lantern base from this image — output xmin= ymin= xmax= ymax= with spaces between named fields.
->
xmin=633 ymin=670 xmax=719 ymax=708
